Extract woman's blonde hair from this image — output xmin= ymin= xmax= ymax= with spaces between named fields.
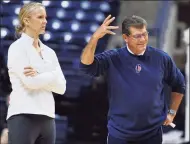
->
xmin=15 ymin=2 xmax=44 ymax=37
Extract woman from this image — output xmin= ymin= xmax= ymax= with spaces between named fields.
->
xmin=7 ymin=2 xmax=66 ymax=144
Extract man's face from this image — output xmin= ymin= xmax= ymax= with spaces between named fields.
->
xmin=123 ymin=25 xmax=148 ymax=54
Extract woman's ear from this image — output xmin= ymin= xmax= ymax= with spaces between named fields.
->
xmin=23 ymin=17 xmax=29 ymax=27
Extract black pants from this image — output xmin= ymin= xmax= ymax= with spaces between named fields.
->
xmin=107 ymin=128 xmax=163 ymax=144
xmin=7 ymin=114 xmax=55 ymax=144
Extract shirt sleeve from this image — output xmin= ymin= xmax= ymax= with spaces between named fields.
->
xmin=8 ymin=44 xmax=56 ymax=90
xmin=164 ymin=55 xmax=186 ymax=94
xmin=79 ymin=49 xmax=116 ymax=77
xmin=43 ymin=51 xmax=66 ymax=95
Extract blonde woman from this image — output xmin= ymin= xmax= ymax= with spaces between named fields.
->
xmin=7 ymin=2 xmax=66 ymax=144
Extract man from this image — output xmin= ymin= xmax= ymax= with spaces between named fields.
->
xmin=79 ymin=15 xmax=186 ymax=144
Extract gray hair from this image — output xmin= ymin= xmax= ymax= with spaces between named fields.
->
xmin=122 ymin=15 xmax=147 ymax=36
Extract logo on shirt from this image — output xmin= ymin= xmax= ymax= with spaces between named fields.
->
xmin=135 ymin=64 xmax=142 ymax=73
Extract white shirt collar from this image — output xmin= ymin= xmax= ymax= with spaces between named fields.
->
xmin=21 ymin=33 xmax=44 ymax=50
xmin=126 ymin=44 xmax=145 ymax=56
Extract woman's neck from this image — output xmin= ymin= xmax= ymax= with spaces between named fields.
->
xmin=24 ymin=30 xmax=39 ymax=49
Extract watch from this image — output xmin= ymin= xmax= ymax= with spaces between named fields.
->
xmin=168 ymin=109 xmax=176 ymax=116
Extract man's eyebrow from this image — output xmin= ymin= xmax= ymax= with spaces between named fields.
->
xmin=133 ymin=31 xmax=148 ymax=35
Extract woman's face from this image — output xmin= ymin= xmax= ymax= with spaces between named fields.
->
xmin=24 ymin=6 xmax=47 ymax=35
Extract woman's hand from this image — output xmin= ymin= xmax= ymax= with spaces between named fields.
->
xmin=23 ymin=66 xmax=38 ymax=77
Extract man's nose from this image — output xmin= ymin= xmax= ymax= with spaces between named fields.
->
xmin=139 ymin=35 xmax=146 ymax=41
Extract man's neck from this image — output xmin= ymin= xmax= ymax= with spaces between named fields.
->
xmin=126 ymin=44 xmax=145 ymax=55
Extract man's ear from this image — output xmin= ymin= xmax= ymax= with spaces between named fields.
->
xmin=122 ymin=34 xmax=128 ymax=43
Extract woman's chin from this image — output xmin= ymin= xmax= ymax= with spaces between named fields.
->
xmin=40 ymin=30 xmax=46 ymax=34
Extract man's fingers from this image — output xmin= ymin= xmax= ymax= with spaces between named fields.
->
xmin=163 ymin=119 xmax=168 ymax=125
xmin=106 ymin=30 xmax=116 ymax=35
xmin=165 ymin=121 xmax=169 ymax=126
xmin=103 ymin=14 xmax=112 ymax=24
xmin=166 ymin=119 xmax=170 ymax=125
xmin=107 ymin=26 xmax=119 ymax=30
xmin=163 ymin=119 xmax=172 ymax=126
xmin=105 ymin=17 xmax=115 ymax=26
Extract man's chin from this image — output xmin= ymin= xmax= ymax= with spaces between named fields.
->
xmin=138 ymin=45 xmax=146 ymax=50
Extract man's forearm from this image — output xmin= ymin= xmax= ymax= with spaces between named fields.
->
xmin=81 ymin=36 xmax=99 ymax=65
xmin=170 ymin=92 xmax=184 ymax=112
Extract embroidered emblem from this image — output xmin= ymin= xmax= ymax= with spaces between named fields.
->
xmin=135 ymin=64 xmax=141 ymax=73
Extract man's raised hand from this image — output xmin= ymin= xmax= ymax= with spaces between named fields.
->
xmin=92 ymin=15 xmax=119 ymax=39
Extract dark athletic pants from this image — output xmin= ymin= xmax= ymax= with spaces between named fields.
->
xmin=107 ymin=127 xmax=163 ymax=144
xmin=7 ymin=114 xmax=55 ymax=144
